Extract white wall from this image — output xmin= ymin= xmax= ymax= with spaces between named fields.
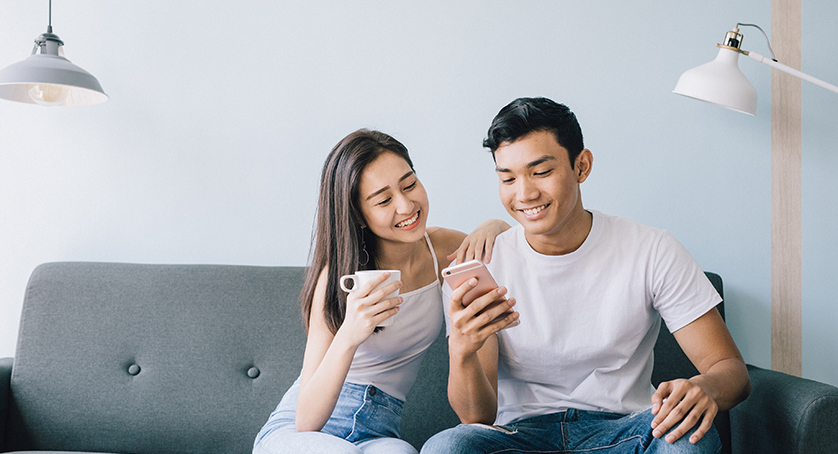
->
xmin=1 ymin=1 xmax=835 ymax=387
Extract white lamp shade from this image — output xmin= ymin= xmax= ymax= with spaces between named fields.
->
xmin=673 ymin=47 xmax=757 ymax=115
xmin=0 ymin=53 xmax=108 ymax=106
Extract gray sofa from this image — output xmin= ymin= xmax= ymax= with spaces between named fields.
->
xmin=1 ymin=262 xmax=836 ymax=454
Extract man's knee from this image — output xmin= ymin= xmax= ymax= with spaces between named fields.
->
xmin=646 ymin=424 xmax=721 ymax=454
xmin=421 ymin=427 xmax=463 ymax=454
xmin=421 ymin=424 xmax=504 ymax=454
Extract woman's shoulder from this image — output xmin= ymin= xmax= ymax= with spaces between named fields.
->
xmin=427 ymin=226 xmax=466 ymax=257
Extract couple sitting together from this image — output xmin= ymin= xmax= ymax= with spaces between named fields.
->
xmin=252 ymin=97 xmax=751 ymax=454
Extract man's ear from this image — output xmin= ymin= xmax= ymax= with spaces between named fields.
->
xmin=575 ymin=149 xmax=593 ymax=183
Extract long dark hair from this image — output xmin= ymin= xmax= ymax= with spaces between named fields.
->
xmin=300 ymin=129 xmax=415 ymax=334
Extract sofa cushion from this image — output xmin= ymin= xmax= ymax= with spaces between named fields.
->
xmin=7 ymin=263 xmax=307 ymax=454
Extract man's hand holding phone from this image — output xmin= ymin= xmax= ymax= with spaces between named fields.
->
xmin=443 ymin=261 xmax=520 ymax=357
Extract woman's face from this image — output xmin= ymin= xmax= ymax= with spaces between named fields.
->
xmin=357 ymin=151 xmax=429 ymax=246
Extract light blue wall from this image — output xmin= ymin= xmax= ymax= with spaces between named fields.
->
xmin=802 ymin=1 xmax=838 ymax=387
xmin=0 ymin=1 xmax=834 ymax=387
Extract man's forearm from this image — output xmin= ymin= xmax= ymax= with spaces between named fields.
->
xmin=448 ymin=351 xmax=498 ymax=424
xmin=691 ymin=357 xmax=751 ymax=411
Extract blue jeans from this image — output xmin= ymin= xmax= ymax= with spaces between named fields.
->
xmin=253 ymin=377 xmax=417 ymax=454
xmin=420 ymin=408 xmax=721 ymax=454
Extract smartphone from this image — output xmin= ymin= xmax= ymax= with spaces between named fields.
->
xmin=441 ymin=260 xmax=500 ymax=306
xmin=442 ymin=260 xmax=515 ymax=328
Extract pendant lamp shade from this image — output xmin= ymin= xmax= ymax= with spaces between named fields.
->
xmin=0 ymin=53 xmax=108 ymax=106
xmin=0 ymin=22 xmax=107 ymax=107
xmin=673 ymin=47 xmax=757 ymax=116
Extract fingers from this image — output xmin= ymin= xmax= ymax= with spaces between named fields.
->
xmin=346 ymin=275 xmax=402 ymax=321
xmin=466 ymin=240 xmax=478 ymax=263
xmin=356 ymin=272 xmax=392 ymax=295
xmin=349 ymin=274 xmax=401 ymax=303
xmin=449 ymin=277 xmax=499 ymax=310
xmin=449 ymin=277 xmax=476 ymax=307
xmin=370 ymin=296 xmax=402 ymax=323
xmin=453 ymin=282 xmax=517 ymax=332
xmin=687 ymin=411 xmax=716 ymax=444
xmin=651 ymin=379 xmax=718 ymax=444
xmin=447 ymin=276 xmax=518 ymax=357
xmin=650 ymin=382 xmax=668 ymax=415
xmin=445 ymin=249 xmax=458 ymax=262
xmin=446 ymin=235 xmax=492 ymax=265
xmin=479 ymin=300 xmax=519 ymax=331
xmin=445 ymin=237 xmax=473 ymax=265
xmin=481 ymin=236 xmax=495 ymax=264
xmin=654 ymin=405 xmax=716 ymax=444
xmin=352 ymin=292 xmax=403 ymax=323
xmin=472 ymin=296 xmax=517 ymax=332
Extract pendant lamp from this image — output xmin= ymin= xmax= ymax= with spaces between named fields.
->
xmin=0 ymin=0 xmax=107 ymax=106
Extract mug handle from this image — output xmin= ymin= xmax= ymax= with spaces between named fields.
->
xmin=339 ymin=275 xmax=357 ymax=293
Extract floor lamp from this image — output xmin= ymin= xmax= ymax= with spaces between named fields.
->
xmin=672 ymin=22 xmax=837 ymax=376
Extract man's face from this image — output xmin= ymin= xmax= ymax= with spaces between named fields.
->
xmin=494 ymin=130 xmax=592 ymax=254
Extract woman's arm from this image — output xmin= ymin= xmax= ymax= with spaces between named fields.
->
xmin=446 ymin=219 xmax=511 ymax=265
xmin=295 ymin=267 xmax=402 ymax=431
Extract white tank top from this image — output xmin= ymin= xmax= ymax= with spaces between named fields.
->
xmin=344 ymin=232 xmax=443 ymax=401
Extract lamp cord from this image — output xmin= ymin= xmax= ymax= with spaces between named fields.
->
xmin=737 ymin=23 xmax=777 ymax=61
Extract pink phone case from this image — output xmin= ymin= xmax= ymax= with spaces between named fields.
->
xmin=441 ymin=260 xmax=499 ymax=306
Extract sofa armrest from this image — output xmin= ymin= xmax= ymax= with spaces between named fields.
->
xmin=730 ymin=364 xmax=838 ymax=454
xmin=0 ymin=357 xmax=12 ymax=451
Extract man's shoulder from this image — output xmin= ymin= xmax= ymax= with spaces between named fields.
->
xmin=485 ymin=224 xmax=526 ymax=273
xmin=493 ymin=223 xmax=524 ymax=250
xmin=594 ymin=210 xmax=669 ymax=242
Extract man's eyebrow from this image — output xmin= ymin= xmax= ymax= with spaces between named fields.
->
xmin=364 ymin=171 xmax=415 ymax=201
xmin=495 ymin=155 xmax=557 ymax=173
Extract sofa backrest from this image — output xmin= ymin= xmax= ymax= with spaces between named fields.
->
xmin=3 ymin=262 xmax=726 ymax=453
xmin=6 ymin=263 xmax=308 ymax=453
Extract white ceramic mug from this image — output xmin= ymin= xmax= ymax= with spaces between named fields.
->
xmin=339 ymin=270 xmax=401 ymax=326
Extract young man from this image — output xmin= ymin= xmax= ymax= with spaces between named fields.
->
xmin=422 ymin=97 xmax=750 ymax=453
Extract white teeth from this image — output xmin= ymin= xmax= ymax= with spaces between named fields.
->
xmin=522 ymin=205 xmax=546 ymax=216
xmin=396 ymin=212 xmax=419 ymax=228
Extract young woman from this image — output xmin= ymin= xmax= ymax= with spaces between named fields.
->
xmin=252 ymin=129 xmax=507 ymax=454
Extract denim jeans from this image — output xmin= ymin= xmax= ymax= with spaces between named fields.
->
xmin=420 ymin=408 xmax=721 ymax=454
xmin=253 ymin=377 xmax=417 ymax=454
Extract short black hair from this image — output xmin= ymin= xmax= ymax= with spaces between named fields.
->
xmin=483 ymin=97 xmax=584 ymax=167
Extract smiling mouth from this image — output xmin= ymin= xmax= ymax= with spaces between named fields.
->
xmin=521 ymin=204 xmax=548 ymax=216
xmin=396 ymin=211 xmax=420 ymax=228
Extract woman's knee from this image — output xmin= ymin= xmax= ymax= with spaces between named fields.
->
xmin=357 ymin=437 xmax=418 ymax=454
xmin=254 ymin=429 xmax=363 ymax=454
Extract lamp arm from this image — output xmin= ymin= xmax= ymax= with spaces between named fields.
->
xmin=747 ymin=51 xmax=838 ymax=95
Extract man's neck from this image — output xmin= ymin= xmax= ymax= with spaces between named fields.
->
xmin=524 ymin=209 xmax=593 ymax=256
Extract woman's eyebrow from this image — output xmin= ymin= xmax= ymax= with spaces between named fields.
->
xmin=364 ymin=171 xmax=415 ymax=201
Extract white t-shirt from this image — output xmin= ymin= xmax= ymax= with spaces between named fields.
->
xmin=443 ymin=210 xmax=721 ymax=425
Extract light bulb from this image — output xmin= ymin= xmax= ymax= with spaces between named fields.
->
xmin=27 ymin=83 xmax=70 ymax=106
